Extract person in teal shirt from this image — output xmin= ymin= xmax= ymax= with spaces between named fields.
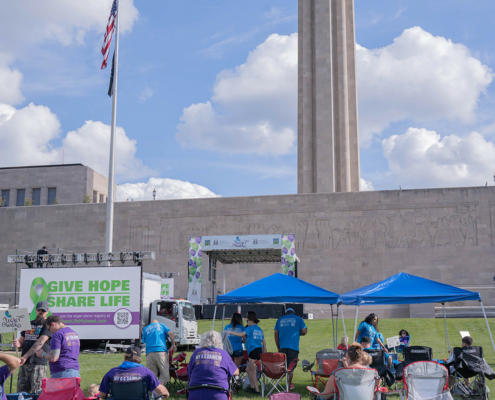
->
xmin=142 ymin=320 xmax=176 ymax=386
xmin=223 ymin=313 xmax=245 ymax=366
xmin=228 ymin=312 xmax=266 ymax=395
xmin=355 ymin=314 xmax=387 ymax=353
xmin=274 ymin=308 xmax=307 ymax=388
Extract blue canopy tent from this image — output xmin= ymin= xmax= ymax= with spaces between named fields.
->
xmin=215 ymin=273 xmax=344 ymax=347
xmin=341 ymin=272 xmax=494 ymax=353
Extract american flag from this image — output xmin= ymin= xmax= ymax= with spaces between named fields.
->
xmin=101 ymin=0 xmax=118 ymax=69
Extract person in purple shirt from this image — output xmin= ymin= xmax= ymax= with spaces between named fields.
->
xmin=0 ymin=353 xmax=20 ymax=400
xmin=187 ymin=331 xmax=239 ymax=400
xmin=98 ymin=346 xmax=169 ymax=399
xmin=35 ymin=315 xmax=80 ymax=378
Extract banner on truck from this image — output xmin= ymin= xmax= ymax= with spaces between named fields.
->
xmin=161 ymin=278 xmax=174 ymax=299
xmin=19 ymin=267 xmax=141 ymax=340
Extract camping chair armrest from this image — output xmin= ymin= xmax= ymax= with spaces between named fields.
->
xmin=287 ymin=358 xmax=299 ymax=373
xmin=255 ymin=360 xmax=262 ymax=372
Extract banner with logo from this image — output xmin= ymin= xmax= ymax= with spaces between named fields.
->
xmin=201 ymin=235 xmax=281 ymax=250
xmin=161 ymin=278 xmax=174 ymax=299
xmin=187 ymin=237 xmax=202 ymax=304
xmin=0 ymin=308 xmax=32 ymax=334
xmin=281 ymin=234 xmax=296 ymax=276
xmin=19 ymin=267 xmax=141 ymax=340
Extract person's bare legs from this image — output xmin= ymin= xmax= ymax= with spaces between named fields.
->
xmin=248 ymin=358 xmax=259 ymax=392
xmin=233 ymin=356 xmax=243 ymax=367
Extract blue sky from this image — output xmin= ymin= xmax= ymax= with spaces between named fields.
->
xmin=0 ymin=0 xmax=494 ymax=200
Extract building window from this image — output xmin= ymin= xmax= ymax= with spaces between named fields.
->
xmin=1 ymin=190 xmax=9 ymax=207
xmin=93 ymin=190 xmax=98 ymax=203
xmin=16 ymin=189 xmax=25 ymax=207
xmin=48 ymin=188 xmax=57 ymax=205
xmin=32 ymin=188 xmax=41 ymax=206
xmin=99 ymin=193 xmax=104 ymax=203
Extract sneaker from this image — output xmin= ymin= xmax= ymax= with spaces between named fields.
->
xmin=245 ymin=387 xmax=256 ymax=393
xmin=290 ymin=384 xmax=295 ymax=391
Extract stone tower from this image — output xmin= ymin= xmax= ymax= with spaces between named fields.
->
xmin=298 ymin=0 xmax=360 ymax=193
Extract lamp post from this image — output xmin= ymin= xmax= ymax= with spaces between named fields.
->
xmin=153 ymin=188 xmax=156 ymax=200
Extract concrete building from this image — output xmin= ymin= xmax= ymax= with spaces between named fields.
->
xmin=0 ymin=164 xmax=110 ymax=207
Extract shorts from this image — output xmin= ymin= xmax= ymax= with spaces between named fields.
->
xmin=232 ymin=350 xmax=244 ymax=358
xmin=280 ymin=348 xmax=299 ymax=365
xmin=248 ymin=348 xmax=263 ymax=360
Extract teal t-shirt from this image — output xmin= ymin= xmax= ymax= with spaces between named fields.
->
xmin=224 ymin=323 xmax=245 ymax=352
xmin=244 ymin=324 xmax=264 ymax=353
xmin=142 ymin=322 xmax=171 ymax=354
xmin=274 ymin=314 xmax=307 ymax=351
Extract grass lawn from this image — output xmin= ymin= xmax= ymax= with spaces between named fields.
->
xmin=2 ymin=317 xmax=494 ymax=399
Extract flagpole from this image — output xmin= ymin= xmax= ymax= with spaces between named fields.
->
xmin=105 ymin=0 xmax=119 ymax=262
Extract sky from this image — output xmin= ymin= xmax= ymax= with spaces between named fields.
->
xmin=0 ymin=0 xmax=494 ymax=201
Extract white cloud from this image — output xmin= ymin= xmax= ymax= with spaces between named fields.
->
xmin=117 ymin=177 xmax=220 ymax=202
xmin=178 ymin=27 xmax=492 ymax=155
xmin=138 ymin=87 xmax=154 ymax=103
xmin=61 ymin=120 xmax=154 ymax=181
xmin=0 ymin=0 xmax=138 ymax=53
xmin=360 ymin=178 xmax=374 ymax=191
xmin=357 ymin=27 xmax=493 ymax=143
xmin=0 ymin=103 xmax=153 ymax=181
xmin=382 ymin=127 xmax=495 ymax=188
xmin=0 ymin=56 xmax=24 ymax=105
xmin=177 ymin=33 xmax=297 ymax=155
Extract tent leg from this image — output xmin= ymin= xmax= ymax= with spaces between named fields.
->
xmin=222 ymin=304 xmax=226 ymax=330
xmin=480 ymin=301 xmax=495 ymax=354
xmin=336 ymin=305 xmax=339 ymax=348
xmin=212 ymin=305 xmax=217 ymax=331
xmin=331 ymin=304 xmax=335 ymax=348
xmin=353 ymin=306 xmax=359 ymax=342
xmin=340 ymin=305 xmax=348 ymax=349
xmin=442 ymin=303 xmax=450 ymax=353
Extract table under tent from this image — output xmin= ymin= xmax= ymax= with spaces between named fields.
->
xmin=213 ymin=273 xmax=343 ymax=347
xmin=340 ymin=272 xmax=495 ymax=354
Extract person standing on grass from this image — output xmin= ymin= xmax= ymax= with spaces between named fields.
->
xmin=223 ymin=313 xmax=246 ymax=366
xmin=13 ymin=301 xmax=52 ymax=394
xmin=0 ymin=353 xmax=20 ymax=400
xmin=228 ymin=312 xmax=266 ymax=395
xmin=142 ymin=319 xmax=176 ymax=386
xmin=35 ymin=315 xmax=80 ymax=378
xmin=274 ymin=308 xmax=307 ymax=390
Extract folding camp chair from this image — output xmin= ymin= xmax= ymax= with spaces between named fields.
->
xmin=270 ymin=393 xmax=301 ymax=400
xmin=334 ymin=368 xmax=380 ymax=400
xmin=258 ymin=352 xmax=298 ymax=397
xmin=449 ymin=346 xmax=494 ymax=400
xmin=305 ymin=349 xmax=345 ymax=392
xmin=231 ymin=350 xmax=250 ymax=393
xmin=398 ymin=361 xmax=450 ymax=400
xmin=37 ymin=377 xmax=86 ymax=400
xmin=186 ymin=384 xmax=232 ymax=400
xmin=167 ymin=351 xmax=189 ymax=392
xmin=364 ymin=348 xmax=395 ymax=387
xmin=108 ymin=380 xmax=150 ymax=400
xmin=396 ymin=346 xmax=433 ymax=381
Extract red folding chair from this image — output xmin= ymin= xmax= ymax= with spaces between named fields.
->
xmin=38 ymin=377 xmax=86 ymax=400
xmin=258 ymin=353 xmax=298 ymax=398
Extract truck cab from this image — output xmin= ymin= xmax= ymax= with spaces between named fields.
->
xmin=150 ymin=299 xmax=199 ymax=346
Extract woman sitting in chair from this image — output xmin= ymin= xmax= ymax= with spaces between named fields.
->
xmin=316 ymin=343 xmax=368 ymax=399
xmin=187 ymin=330 xmax=239 ymax=400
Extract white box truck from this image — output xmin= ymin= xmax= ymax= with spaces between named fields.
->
xmin=19 ymin=266 xmax=199 ymax=346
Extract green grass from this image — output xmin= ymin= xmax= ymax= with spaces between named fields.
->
xmin=2 ymin=317 xmax=495 ymax=399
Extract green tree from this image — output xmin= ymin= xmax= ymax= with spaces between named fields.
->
xmin=53 ymin=197 xmax=60 ymax=205
xmin=83 ymin=194 xmax=91 ymax=203
xmin=24 ymin=198 xmax=33 ymax=206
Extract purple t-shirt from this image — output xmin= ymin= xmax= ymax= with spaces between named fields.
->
xmin=99 ymin=364 xmax=160 ymax=395
xmin=49 ymin=326 xmax=80 ymax=374
xmin=187 ymin=347 xmax=237 ymax=400
xmin=0 ymin=365 xmax=12 ymax=400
